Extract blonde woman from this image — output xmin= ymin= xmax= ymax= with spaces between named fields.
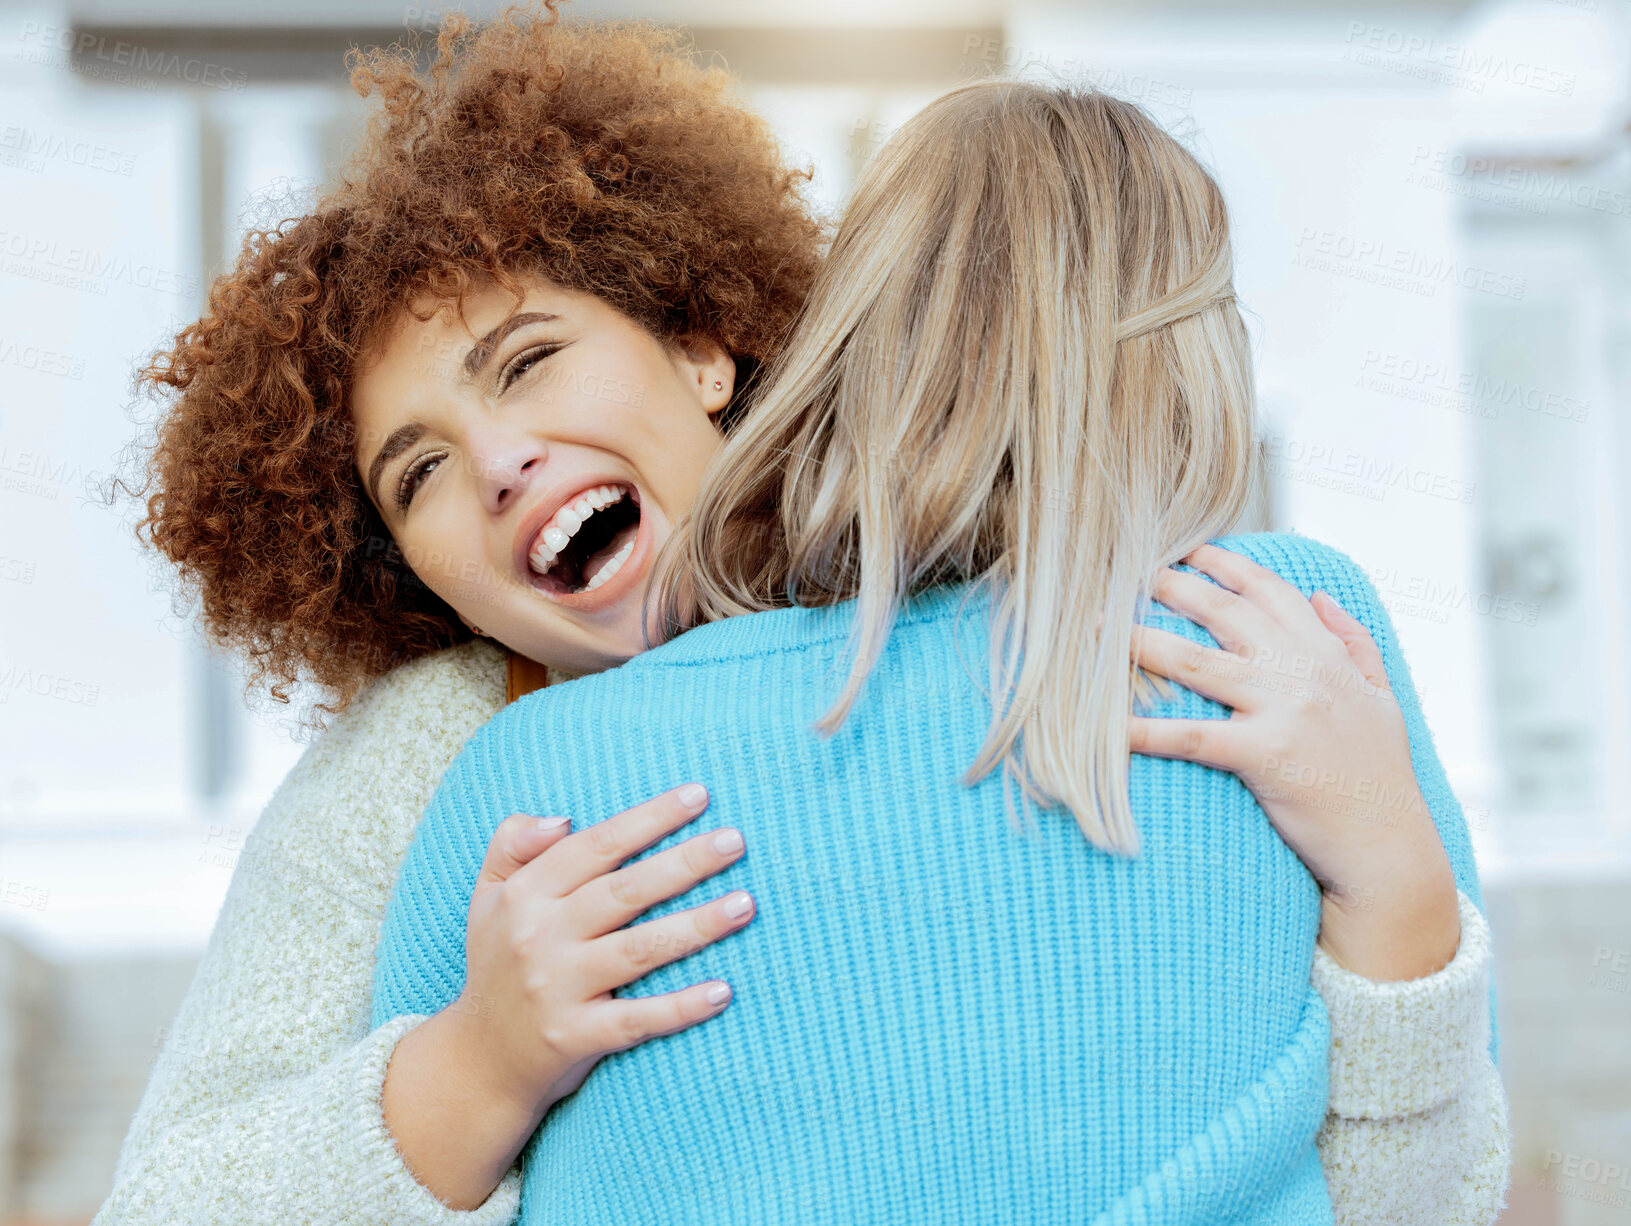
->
xmin=368 ymin=80 xmax=1510 ymax=1223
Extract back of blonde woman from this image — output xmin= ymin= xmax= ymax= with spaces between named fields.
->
xmin=665 ymin=78 xmax=1254 ymax=856
xmin=375 ymin=78 xmax=1493 ymax=1223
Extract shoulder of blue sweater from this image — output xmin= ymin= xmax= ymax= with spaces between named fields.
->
xmin=1205 ymin=530 xmax=1391 ymax=611
xmin=1208 ymin=529 xmax=1364 ymax=580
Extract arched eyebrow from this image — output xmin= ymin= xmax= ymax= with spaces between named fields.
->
xmin=366 ymin=422 xmax=427 ymax=512
xmin=462 ymin=311 xmax=561 ymax=378
xmin=363 ymin=310 xmax=562 ymax=511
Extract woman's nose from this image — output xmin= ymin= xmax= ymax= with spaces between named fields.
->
xmin=473 ymin=437 xmax=548 ymax=514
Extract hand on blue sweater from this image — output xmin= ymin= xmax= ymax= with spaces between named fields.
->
xmin=460 ymin=783 xmax=756 ymax=1104
xmin=1126 ymin=542 xmax=1461 ymax=982
xmin=379 ymin=782 xmax=757 ymax=1208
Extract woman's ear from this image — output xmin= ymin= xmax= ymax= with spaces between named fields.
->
xmin=670 ymin=335 xmax=736 ymax=419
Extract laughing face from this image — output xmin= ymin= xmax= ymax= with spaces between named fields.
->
xmin=350 ymin=277 xmax=736 ymax=675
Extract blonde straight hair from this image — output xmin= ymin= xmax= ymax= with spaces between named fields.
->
xmin=652 ymin=80 xmax=1259 ymax=856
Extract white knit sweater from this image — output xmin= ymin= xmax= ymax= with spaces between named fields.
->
xmin=90 ymin=639 xmax=1511 ymax=1225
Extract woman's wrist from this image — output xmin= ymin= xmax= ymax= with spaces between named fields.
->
xmin=379 ymin=1003 xmax=555 ymax=1210
xmin=1316 ymin=849 xmax=1461 ymax=982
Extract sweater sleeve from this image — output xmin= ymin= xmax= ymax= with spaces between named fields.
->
xmin=1290 ymin=534 xmax=1500 ymax=1065
xmin=1210 ymin=532 xmax=1500 ymax=1065
xmin=1314 ymin=889 xmax=1512 ymax=1225
xmin=1248 ymin=535 xmax=1509 ymax=1222
xmin=371 ymin=705 xmax=522 ymax=1035
xmin=90 ymin=640 xmax=521 ymax=1226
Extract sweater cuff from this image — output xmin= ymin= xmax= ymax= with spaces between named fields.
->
xmin=352 ymin=1014 xmax=524 ymax=1225
xmin=1312 ymin=889 xmax=1492 ymax=1120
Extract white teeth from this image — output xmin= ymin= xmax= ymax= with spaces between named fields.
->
xmin=526 ymin=484 xmax=633 ymax=578
xmin=582 ymin=539 xmax=635 ymax=591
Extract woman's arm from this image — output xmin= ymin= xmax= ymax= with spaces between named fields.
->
xmin=1314 ymin=889 xmax=1511 ymax=1225
xmin=373 ymin=755 xmax=758 ymax=1209
xmin=91 ymin=640 xmax=522 ymax=1226
xmin=1127 ymin=534 xmax=1509 ymax=1220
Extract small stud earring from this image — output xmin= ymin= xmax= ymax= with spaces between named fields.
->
xmin=470 ymin=626 xmax=485 ymax=637
xmin=713 ymin=380 xmax=723 ymax=390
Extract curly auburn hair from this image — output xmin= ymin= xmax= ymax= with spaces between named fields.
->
xmin=118 ymin=1 xmax=825 ymax=725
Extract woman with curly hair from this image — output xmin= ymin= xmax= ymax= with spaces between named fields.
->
xmin=98 ymin=6 xmax=1505 ymax=1225
xmin=97 ymin=7 xmax=821 ymax=1223
xmin=128 ymin=8 xmax=821 ymax=709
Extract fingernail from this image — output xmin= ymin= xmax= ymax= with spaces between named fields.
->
xmin=712 ymin=828 xmax=744 ymax=855
xmin=535 ymin=816 xmax=570 ymax=833
xmin=677 ymin=783 xmax=708 ymax=809
xmin=706 ymin=982 xmax=731 ymax=1005
xmin=723 ymin=891 xmax=752 ymax=919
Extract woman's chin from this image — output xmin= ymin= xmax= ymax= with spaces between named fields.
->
xmin=502 ymin=614 xmax=649 ymax=679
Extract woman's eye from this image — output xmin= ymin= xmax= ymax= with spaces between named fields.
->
xmin=500 ymin=344 xmax=559 ymax=391
xmin=395 ymin=453 xmax=443 ymax=511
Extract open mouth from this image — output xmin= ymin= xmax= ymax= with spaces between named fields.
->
xmin=526 ymin=483 xmax=643 ymax=596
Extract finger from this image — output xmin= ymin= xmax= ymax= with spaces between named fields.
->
xmin=517 ymin=783 xmax=713 ymax=899
xmin=475 ymin=813 xmax=574 ymax=887
xmin=1179 ymin=543 xmax=1331 ymax=640
xmin=1127 ymin=715 xmax=1247 ymax=773
xmin=582 ymin=979 xmax=736 ymax=1056
xmin=1129 ymin=623 xmax=1260 ymax=712
xmin=1151 ymin=563 xmax=1279 ymax=657
xmin=579 ymin=889 xmax=755 ymax=998
xmin=1311 ymin=591 xmax=1390 ymax=693
xmin=574 ymin=825 xmax=747 ymax=938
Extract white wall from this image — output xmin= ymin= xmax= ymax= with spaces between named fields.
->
xmin=0 ymin=24 xmax=202 ymax=835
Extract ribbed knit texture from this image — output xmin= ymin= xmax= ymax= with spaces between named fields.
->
xmin=372 ymin=530 xmax=1494 ymax=1225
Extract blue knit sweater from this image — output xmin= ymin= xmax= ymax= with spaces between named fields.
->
xmin=373 ymin=530 xmax=1494 ymax=1225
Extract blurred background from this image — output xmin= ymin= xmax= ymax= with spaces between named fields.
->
xmin=0 ymin=0 xmax=1627 ymax=1220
